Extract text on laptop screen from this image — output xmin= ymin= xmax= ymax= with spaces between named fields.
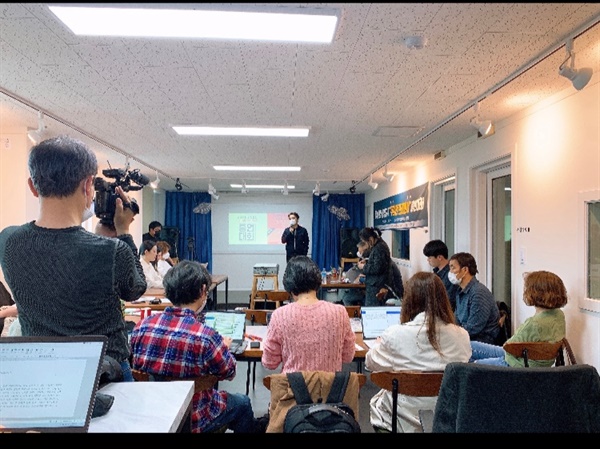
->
xmin=360 ymin=306 xmax=402 ymax=339
xmin=0 ymin=336 xmax=106 ymax=432
xmin=204 ymin=311 xmax=245 ymax=340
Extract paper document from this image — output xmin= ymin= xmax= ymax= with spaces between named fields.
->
xmin=355 ymin=343 xmax=364 ymax=351
xmin=350 ymin=317 xmax=362 ymax=333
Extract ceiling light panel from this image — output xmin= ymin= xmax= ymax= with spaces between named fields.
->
xmin=173 ymin=126 xmax=309 ymax=137
xmin=214 ymin=166 xmax=301 ymax=172
xmin=49 ymin=6 xmax=339 ymax=43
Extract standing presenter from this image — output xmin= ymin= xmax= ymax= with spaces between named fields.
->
xmin=281 ymin=212 xmax=309 ymax=262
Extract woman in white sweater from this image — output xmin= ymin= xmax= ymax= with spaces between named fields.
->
xmin=139 ymin=240 xmax=164 ymax=289
xmin=366 ymin=271 xmax=472 ymax=433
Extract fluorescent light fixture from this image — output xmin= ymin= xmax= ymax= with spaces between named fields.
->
xmin=49 ymin=6 xmax=338 ymax=43
xmin=174 ymin=126 xmax=309 ymax=137
xmin=214 ymin=166 xmax=301 ymax=172
xmin=230 ymin=183 xmax=295 ymax=190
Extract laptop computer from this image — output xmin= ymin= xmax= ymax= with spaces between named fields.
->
xmin=360 ymin=306 xmax=402 ymax=345
xmin=204 ymin=311 xmax=247 ymax=355
xmin=0 ymin=335 xmax=108 ymax=433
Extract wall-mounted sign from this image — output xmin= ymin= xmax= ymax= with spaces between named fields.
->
xmin=374 ymin=182 xmax=428 ymax=230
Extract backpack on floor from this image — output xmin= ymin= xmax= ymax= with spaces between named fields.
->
xmin=283 ymin=371 xmax=361 ymax=433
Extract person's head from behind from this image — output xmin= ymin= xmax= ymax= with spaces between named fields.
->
xmin=523 ymin=270 xmax=568 ymax=309
xmin=423 ymin=240 xmax=449 ymax=269
xmin=448 ymin=252 xmax=478 ymax=286
xmin=401 ymin=272 xmax=455 ymax=353
xmin=163 ymin=260 xmax=211 ymax=309
xmin=28 ymin=135 xmax=98 ymax=204
xmin=283 ymin=256 xmax=321 ymax=296
xmin=359 ymin=227 xmax=382 ymax=247
xmin=148 ymin=221 xmax=162 ymax=236
xmin=156 ymin=240 xmax=171 ymax=259
xmin=356 ymin=240 xmax=370 ymax=259
xmin=141 ymin=240 xmax=158 ymax=263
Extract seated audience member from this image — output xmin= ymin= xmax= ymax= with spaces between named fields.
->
xmin=356 ymin=227 xmax=391 ymax=306
xmin=384 ymin=258 xmax=404 ymax=306
xmin=0 ymin=135 xmax=146 ymax=381
xmin=366 ymin=272 xmax=471 ymax=433
xmin=156 ymin=240 xmax=175 ymax=277
xmin=130 ymin=260 xmax=266 ymax=433
xmin=423 ymin=239 xmax=458 ymax=311
xmin=340 ymin=241 xmax=370 ymax=306
xmin=449 ymin=252 xmax=499 ymax=344
xmin=261 ymin=255 xmax=356 ymax=373
xmin=140 ymin=240 xmax=164 ymax=288
xmin=469 ymin=270 xmax=568 ymax=367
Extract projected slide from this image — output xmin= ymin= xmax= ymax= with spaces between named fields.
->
xmin=229 ymin=212 xmax=289 ymax=245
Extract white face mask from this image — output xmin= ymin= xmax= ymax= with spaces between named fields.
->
xmin=356 ymin=251 xmax=362 ymax=259
xmin=448 ymin=271 xmax=461 ymax=285
xmin=290 ymin=219 xmax=297 ymax=226
xmin=82 ymin=196 xmax=95 ymax=222
xmin=162 ymin=252 xmax=170 ymax=260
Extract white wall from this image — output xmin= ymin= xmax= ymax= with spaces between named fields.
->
xmin=365 ymin=75 xmax=600 ymax=369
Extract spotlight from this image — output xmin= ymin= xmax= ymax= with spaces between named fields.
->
xmin=559 ymin=38 xmax=593 ymax=91
xmin=208 ymin=181 xmax=219 ymax=200
xmin=321 ymin=192 xmax=330 ymax=201
xmin=150 ymin=171 xmax=160 ymax=189
xmin=27 ymin=111 xmax=46 ymax=145
xmin=175 ymin=178 xmax=183 ymax=191
xmin=241 ymin=180 xmax=249 ymax=194
xmin=470 ymin=102 xmax=495 ymax=138
xmin=282 ymin=181 xmax=289 ymax=196
xmin=383 ymin=165 xmax=395 ymax=182
xmin=349 ymin=181 xmax=356 ymax=194
xmin=368 ymin=174 xmax=378 ymax=190
xmin=313 ymin=181 xmax=320 ymax=196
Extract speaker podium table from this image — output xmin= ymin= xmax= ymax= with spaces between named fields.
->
xmin=249 ymin=274 xmax=279 ymax=309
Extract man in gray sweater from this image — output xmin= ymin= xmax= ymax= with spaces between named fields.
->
xmin=0 ymin=135 xmax=147 ymax=380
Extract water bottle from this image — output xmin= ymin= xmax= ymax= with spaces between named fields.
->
xmin=321 ymin=268 xmax=327 ymax=284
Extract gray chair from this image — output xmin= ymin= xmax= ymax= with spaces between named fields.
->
xmin=432 ymin=362 xmax=600 ymax=433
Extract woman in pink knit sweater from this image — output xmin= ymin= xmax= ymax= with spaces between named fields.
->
xmin=261 ymin=256 xmax=356 ymax=373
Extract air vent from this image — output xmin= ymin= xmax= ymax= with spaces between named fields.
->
xmin=434 ymin=150 xmax=446 ymax=160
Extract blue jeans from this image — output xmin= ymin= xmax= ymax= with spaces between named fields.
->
xmin=120 ymin=359 xmax=135 ymax=382
xmin=469 ymin=340 xmax=510 ymax=366
xmin=202 ymin=392 xmax=257 ymax=433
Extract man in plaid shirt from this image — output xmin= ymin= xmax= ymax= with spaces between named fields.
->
xmin=130 ymin=260 xmax=265 ymax=433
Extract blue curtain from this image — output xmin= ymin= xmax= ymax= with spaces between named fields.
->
xmin=311 ymin=193 xmax=365 ymax=271
xmin=165 ymin=191 xmax=213 ymax=272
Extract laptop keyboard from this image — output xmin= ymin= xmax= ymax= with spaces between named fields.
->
xmin=229 ymin=339 xmax=247 ymax=355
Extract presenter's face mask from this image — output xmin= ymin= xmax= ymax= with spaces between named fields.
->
xmin=162 ymin=252 xmax=170 ymax=260
xmin=290 ymin=219 xmax=297 ymax=226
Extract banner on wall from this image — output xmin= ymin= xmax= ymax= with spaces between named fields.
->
xmin=374 ymin=182 xmax=429 ymax=230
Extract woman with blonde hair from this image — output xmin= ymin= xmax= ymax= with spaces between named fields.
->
xmin=366 ymin=272 xmax=471 ymax=432
xmin=469 ymin=270 xmax=568 ymax=367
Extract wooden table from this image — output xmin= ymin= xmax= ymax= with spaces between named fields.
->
xmin=318 ymin=280 xmax=365 ymax=300
xmin=125 ymin=274 xmax=229 ymax=311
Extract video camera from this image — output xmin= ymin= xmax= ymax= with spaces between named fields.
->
xmin=94 ymin=164 xmax=149 ymax=225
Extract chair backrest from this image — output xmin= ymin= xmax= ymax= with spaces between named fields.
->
xmin=432 ymin=362 xmax=600 ymax=433
xmin=131 ymin=369 xmax=219 ymax=394
xmin=344 ymin=305 xmax=361 ymax=318
xmin=370 ymin=370 xmax=444 ymax=433
xmin=503 ymin=340 xmax=564 ymax=367
xmin=244 ymin=308 xmax=270 ymax=325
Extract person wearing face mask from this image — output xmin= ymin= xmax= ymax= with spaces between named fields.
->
xmin=0 ymin=135 xmax=147 ymax=382
xmin=130 ymin=260 xmax=267 ymax=433
xmin=281 ymin=211 xmax=310 ymax=262
xmin=140 ymin=240 xmax=164 ymax=289
xmin=156 ymin=240 xmax=175 ymax=277
xmin=448 ymin=252 xmax=499 ymax=344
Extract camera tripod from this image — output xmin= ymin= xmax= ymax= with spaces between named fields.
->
xmin=187 ymin=236 xmax=196 ymax=261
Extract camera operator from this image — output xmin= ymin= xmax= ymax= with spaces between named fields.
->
xmin=0 ymin=135 xmax=147 ymax=382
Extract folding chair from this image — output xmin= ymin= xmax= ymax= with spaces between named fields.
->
xmin=503 ymin=339 xmax=576 ymax=367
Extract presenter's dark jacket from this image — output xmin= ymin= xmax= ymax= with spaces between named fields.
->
xmin=281 ymin=225 xmax=309 ymax=262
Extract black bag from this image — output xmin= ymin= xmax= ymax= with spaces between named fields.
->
xmin=283 ymin=371 xmax=361 ymax=433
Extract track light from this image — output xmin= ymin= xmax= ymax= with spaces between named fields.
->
xmin=150 ymin=171 xmax=160 ymax=189
xmin=27 ymin=111 xmax=46 ymax=145
xmin=175 ymin=178 xmax=183 ymax=191
xmin=470 ymin=102 xmax=495 ymax=138
xmin=383 ymin=165 xmax=395 ymax=182
xmin=559 ymin=38 xmax=593 ymax=91
xmin=368 ymin=174 xmax=378 ymax=190
xmin=241 ymin=180 xmax=249 ymax=194
xmin=321 ymin=192 xmax=330 ymax=201
xmin=349 ymin=181 xmax=356 ymax=194
xmin=282 ymin=181 xmax=289 ymax=196
xmin=208 ymin=181 xmax=219 ymax=200
xmin=313 ymin=181 xmax=320 ymax=196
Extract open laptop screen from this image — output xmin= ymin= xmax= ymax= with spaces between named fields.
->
xmin=360 ymin=306 xmax=402 ymax=340
xmin=204 ymin=311 xmax=245 ymax=341
xmin=0 ymin=335 xmax=107 ymax=433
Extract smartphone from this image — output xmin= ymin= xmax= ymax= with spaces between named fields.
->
xmin=250 ymin=341 xmax=260 ymax=349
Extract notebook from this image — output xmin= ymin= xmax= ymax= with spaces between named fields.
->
xmin=204 ymin=311 xmax=247 ymax=355
xmin=0 ymin=335 xmax=108 ymax=433
xmin=360 ymin=306 xmax=402 ymax=342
